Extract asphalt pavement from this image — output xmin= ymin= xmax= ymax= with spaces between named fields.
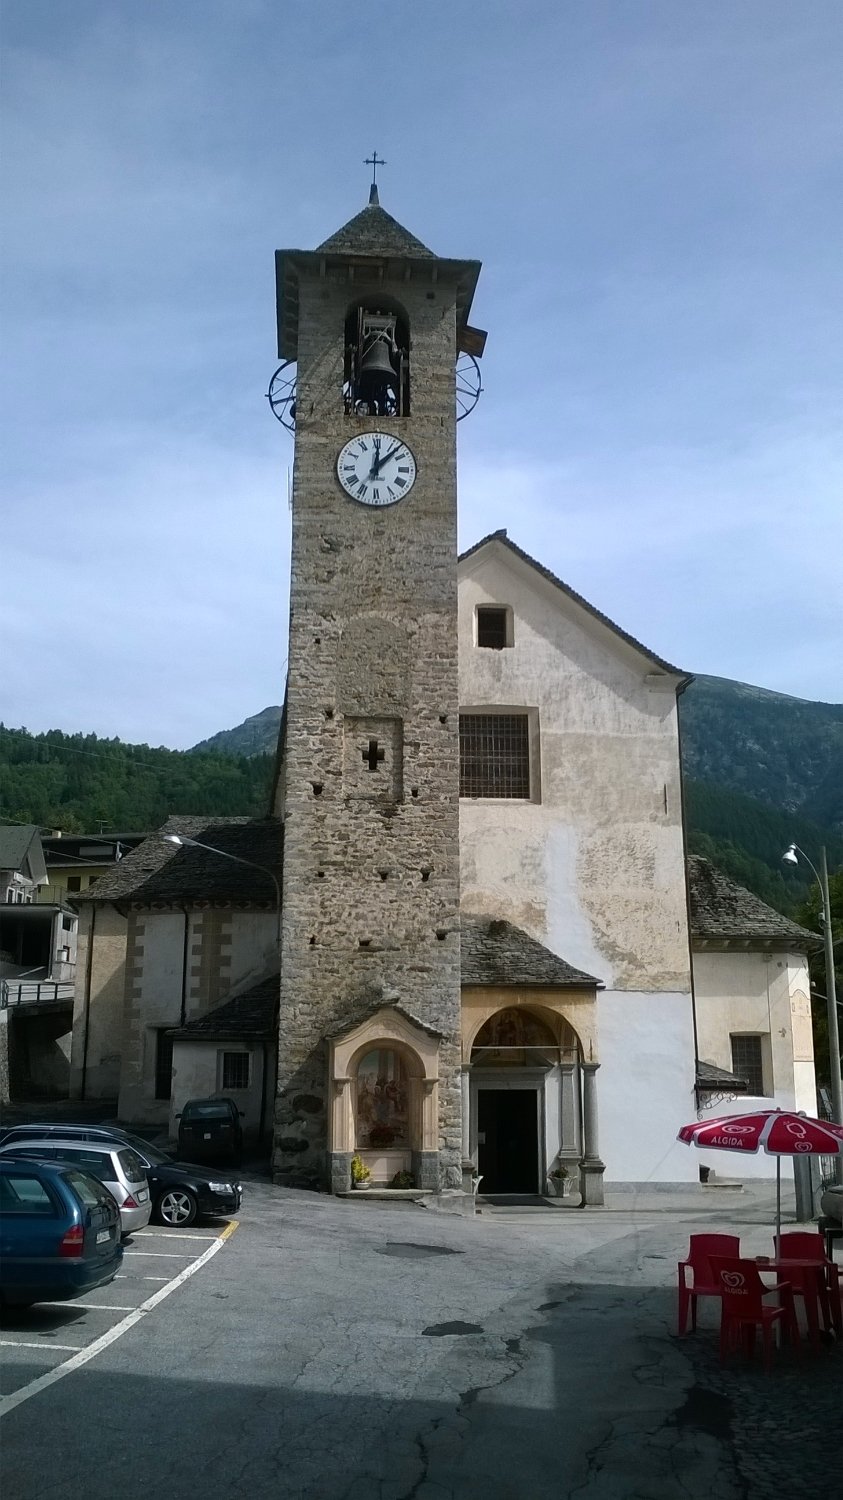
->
xmin=0 ymin=1182 xmax=839 ymax=1499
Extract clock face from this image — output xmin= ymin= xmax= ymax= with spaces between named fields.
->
xmin=336 ymin=432 xmax=417 ymax=506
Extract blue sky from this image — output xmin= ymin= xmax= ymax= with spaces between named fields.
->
xmin=2 ymin=1 xmax=841 ymax=749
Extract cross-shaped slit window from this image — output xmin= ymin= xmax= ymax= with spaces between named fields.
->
xmin=362 ymin=739 xmax=385 ymax=772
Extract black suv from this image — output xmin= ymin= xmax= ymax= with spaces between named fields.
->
xmin=176 ymin=1097 xmax=244 ymax=1165
xmin=0 ymin=1124 xmax=242 ymax=1227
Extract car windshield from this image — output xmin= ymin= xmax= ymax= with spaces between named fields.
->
xmin=183 ymin=1103 xmax=233 ymax=1120
xmin=63 ymin=1170 xmax=116 ymax=1210
xmin=117 ymin=1133 xmax=170 ymax=1165
xmin=117 ymin=1148 xmax=148 ymax=1183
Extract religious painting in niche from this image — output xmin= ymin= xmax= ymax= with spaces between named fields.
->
xmin=356 ymin=1049 xmax=409 ymax=1148
xmin=472 ymin=1008 xmax=556 ymax=1066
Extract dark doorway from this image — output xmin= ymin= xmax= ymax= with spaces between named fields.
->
xmin=477 ymin=1089 xmax=539 ymax=1193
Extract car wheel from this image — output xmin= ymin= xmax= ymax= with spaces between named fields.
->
xmin=156 ymin=1188 xmax=198 ymax=1227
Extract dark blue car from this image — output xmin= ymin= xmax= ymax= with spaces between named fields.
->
xmin=0 ymin=1159 xmax=123 ymax=1307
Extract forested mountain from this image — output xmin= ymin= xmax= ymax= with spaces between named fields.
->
xmin=192 ymin=707 xmax=283 ymax=758
xmin=679 ymin=675 xmax=843 ymax=833
xmin=0 ymin=725 xmax=273 ymax=833
xmin=2 ymin=668 xmax=841 ymax=917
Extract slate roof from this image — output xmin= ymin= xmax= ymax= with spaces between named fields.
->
xmin=696 ymin=1059 xmax=749 ymax=1092
xmin=459 ymin=530 xmax=688 ymax=680
xmin=0 ymin=824 xmax=42 ymax=872
xmin=688 ymin=856 xmax=817 ymax=946
xmin=75 ymin=816 xmax=282 ymax=908
xmin=460 ymin=916 xmax=601 ymax=988
xmin=170 ymin=974 xmax=278 ymax=1039
xmin=316 ymin=201 xmax=435 ymax=258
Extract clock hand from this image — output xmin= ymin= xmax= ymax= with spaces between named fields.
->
xmin=373 ymin=443 xmax=402 ymax=474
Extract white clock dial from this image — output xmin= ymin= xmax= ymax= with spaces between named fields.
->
xmin=336 ymin=432 xmax=417 ymax=506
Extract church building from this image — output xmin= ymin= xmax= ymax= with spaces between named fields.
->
xmin=64 ymin=188 xmax=818 ymax=1200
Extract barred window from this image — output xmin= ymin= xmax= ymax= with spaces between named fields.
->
xmin=222 ymin=1051 xmax=250 ymax=1090
xmin=460 ymin=713 xmax=531 ymax=799
xmin=730 ymin=1034 xmax=765 ymax=1096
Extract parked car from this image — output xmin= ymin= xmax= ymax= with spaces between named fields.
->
xmin=0 ymin=1159 xmax=123 ymax=1307
xmin=0 ymin=1140 xmax=152 ymax=1236
xmin=0 ymin=1123 xmax=242 ymax=1228
xmin=177 ymin=1097 xmax=244 ymax=1165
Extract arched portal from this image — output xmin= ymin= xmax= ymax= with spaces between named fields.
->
xmin=468 ymin=1004 xmax=583 ymax=1196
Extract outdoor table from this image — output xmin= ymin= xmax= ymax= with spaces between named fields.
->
xmin=756 ymin=1257 xmax=842 ymax=1344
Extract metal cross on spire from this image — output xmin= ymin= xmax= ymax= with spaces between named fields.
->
xmin=365 ymin=150 xmax=386 ymax=204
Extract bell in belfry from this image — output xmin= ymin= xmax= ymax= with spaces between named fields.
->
xmin=356 ymin=314 xmax=399 ymax=415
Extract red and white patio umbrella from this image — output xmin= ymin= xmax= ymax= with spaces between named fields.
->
xmin=678 ymin=1108 xmax=843 ymax=1238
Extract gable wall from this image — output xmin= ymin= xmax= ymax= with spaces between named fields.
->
xmin=458 ymin=551 xmax=691 ymax=994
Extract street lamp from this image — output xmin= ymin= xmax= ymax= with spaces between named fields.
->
xmin=162 ymin=834 xmax=281 ymax=948
xmin=782 ymin=842 xmax=842 ymax=1180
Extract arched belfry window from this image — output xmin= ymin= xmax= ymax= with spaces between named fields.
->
xmin=355 ymin=1048 xmax=410 ymax=1148
xmin=344 ymin=300 xmax=410 ymax=417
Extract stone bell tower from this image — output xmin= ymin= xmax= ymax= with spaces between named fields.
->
xmin=270 ymin=183 xmax=484 ymax=1192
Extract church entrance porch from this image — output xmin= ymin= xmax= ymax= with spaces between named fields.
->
xmin=477 ymin=1086 xmax=540 ymax=1192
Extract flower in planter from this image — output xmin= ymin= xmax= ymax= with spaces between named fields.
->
xmin=350 ymin=1154 xmax=371 ymax=1184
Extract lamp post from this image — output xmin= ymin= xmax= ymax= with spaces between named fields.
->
xmin=162 ymin=834 xmax=281 ymax=949
xmin=782 ymin=842 xmax=842 ymax=1183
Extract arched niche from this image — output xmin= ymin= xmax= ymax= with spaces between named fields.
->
xmin=329 ymin=1006 xmax=440 ymax=1179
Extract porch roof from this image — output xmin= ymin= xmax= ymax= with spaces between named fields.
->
xmin=461 ymin=916 xmax=602 ymax=989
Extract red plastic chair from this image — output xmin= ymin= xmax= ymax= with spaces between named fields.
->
xmin=677 ymin=1233 xmax=740 ymax=1334
xmin=710 ymin=1256 xmax=800 ymax=1371
xmin=776 ymin=1231 xmax=842 ymax=1339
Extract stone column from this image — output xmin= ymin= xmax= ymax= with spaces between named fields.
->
xmin=559 ymin=1062 xmax=579 ymax=1159
xmin=579 ymin=1062 xmax=605 ymax=1207
xmin=460 ymin=1064 xmax=475 ymax=1192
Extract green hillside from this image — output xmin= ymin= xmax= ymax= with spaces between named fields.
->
xmin=0 ymin=725 xmax=273 ymax=833
xmin=679 ymin=674 xmax=843 ymax=832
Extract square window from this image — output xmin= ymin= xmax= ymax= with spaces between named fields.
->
xmin=66 ymin=876 xmax=82 ymax=892
xmin=222 ymin=1052 xmax=250 ymax=1090
xmin=730 ymin=1034 xmax=766 ymax=1096
xmin=476 ymin=606 xmax=511 ymax=650
xmin=459 ymin=713 xmax=531 ymax=798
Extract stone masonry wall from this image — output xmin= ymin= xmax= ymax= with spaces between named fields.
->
xmin=274 ymin=260 xmax=464 ymax=1187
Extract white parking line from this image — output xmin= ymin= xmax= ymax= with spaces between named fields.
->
xmin=120 ymin=1250 xmax=195 ymax=1258
xmin=0 ymin=1220 xmax=237 ymax=1419
xmin=0 ymin=1341 xmax=82 ymax=1353
xmin=133 ymin=1231 xmax=219 ymax=1241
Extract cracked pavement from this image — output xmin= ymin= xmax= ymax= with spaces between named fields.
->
xmin=1 ymin=1180 xmax=839 ymax=1498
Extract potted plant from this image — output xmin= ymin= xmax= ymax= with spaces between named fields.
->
xmin=546 ymin=1163 xmax=575 ymax=1198
xmin=350 ymin=1154 xmax=371 ymax=1190
xmin=390 ymin=1169 xmax=415 ymax=1189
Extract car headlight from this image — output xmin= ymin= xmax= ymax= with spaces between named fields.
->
xmin=207 ymin=1181 xmax=233 ymax=1192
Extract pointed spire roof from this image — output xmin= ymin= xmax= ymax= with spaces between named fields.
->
xmin=316 ymin=198 xmax=435 ymax=259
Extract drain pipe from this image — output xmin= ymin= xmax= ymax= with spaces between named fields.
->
xmin=78 ymin=900 xmax=96 ymax=1104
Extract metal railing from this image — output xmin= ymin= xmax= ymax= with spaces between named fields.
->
xmin=0 ymin=979 xmax=75 ymax=1009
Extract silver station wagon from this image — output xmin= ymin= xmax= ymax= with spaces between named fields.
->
xmin=0 ymin=1139 xmax=152 ymax=1235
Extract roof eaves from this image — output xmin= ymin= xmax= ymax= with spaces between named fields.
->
xmin=459 ymin=531 xmax=689 ymax=681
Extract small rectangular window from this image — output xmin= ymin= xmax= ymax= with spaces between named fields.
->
xmin=476 ymin=606 xmax=511 ymax=650
xmin=730 ymin=1034 xmax=766 ymax=1096
xmin=66 ymin=876 xmax=82 ymax=892
xmin=222 ymin=1051 xmax=250 ymax=1090
xmin=459 ymin=713 xmax=531 ymax=798
xmin=155 ymin=1030 xmax=174 ymax=1101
